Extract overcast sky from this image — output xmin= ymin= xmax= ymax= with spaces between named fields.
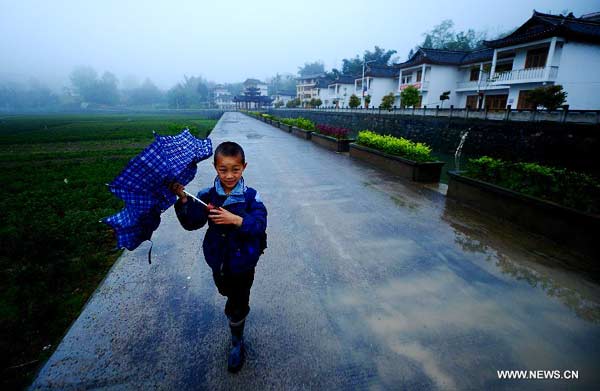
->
xmin=0 ymin=0 xmax=597 ymax=90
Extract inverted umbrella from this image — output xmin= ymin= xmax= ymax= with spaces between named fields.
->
xmin=102 ymin=128 xmax=212 ymax=262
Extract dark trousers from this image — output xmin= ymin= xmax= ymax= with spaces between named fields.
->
xmin=212 ymin=268 xmax=255 ymax=324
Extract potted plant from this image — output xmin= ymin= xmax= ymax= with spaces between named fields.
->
xmin=311 ymin=124 xmax=356 ymax=152
xmin=349 ymin=130 xmax=444 ymax=182
xmin=447 ymin=156 xmax=599 ymax=258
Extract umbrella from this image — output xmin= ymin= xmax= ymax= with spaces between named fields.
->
xmin=102 ymin=128 xmax=212 ymax=262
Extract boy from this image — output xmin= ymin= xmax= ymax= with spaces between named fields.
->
xmin=170 ymin=141 xmax=267 ymax=373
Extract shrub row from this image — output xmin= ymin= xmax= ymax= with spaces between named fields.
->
xmin=315 ymin=124 xmax=352 ymax=140
xmin=465 ymin=156 xmax=600 ymax=214
xmin=279 ymin=117 xmax=315 ymax=130
xmin=356 ymin=130 xmax=435 ymax=163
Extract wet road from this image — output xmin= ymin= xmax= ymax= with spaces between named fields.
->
xmin=31 ymin=112 xmax=600 ymax=390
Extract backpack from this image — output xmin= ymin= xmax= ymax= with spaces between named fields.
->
xmin=208 ymin=187 xmax=267 ymax=254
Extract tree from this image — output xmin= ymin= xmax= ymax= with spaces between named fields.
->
xmin=364 ymin=94 xmax=371 ymax=109
xmin=274 ymin=100 xmax=284 ymax=108
xmin=439 ymin=91 xmax=450 ymax=108
xmin=298 ymin=61 xmax=325 ymax=77
xmin=420 ymin=19 xmax=487 ymax=50
xmin=349 ymin=94 xmax=360 ymax=109
xmin=381 ymin=93 xmax=395 ymax=110
xmin=400 ymin=86 xmax=420 ymax=108
xmin=286 ymin=98 xmax=301 ymax=108
xmin=69 ymin=67 xmax=119 ymax=105
xmin=526 ymin=85 xmax=567 ymax=111
xmin=309 ymin=98 xmax=322 ymax=108
xmin=341 ymin=46 xmax=398 ymax=76
xmin=127 ymin=78 xmax=163 ymax=105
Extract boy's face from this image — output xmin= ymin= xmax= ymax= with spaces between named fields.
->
xmin=213 ymin=153 xmax=247 ymax=193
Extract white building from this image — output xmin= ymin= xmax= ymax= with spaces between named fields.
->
xmin=327 ymin=75 xmax=356 ymax=108
xmin=396 ymin=11 xmax=600 ymax=110
xmin=482 ymin=11 xmax=600 ymax=110
xmin=243 ymin=78 xmax=268 ymax=97
xmin=354 ymin=65 xmax=398 ymax=108
xmin=296 ymin=74 xmax=333 ymax=106
xmin=271 ymin=91 xmax=296 ymax=107
xmin=212 ymin=84 xmax=234 ymax=109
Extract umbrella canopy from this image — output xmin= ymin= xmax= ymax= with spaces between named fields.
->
xmin=102 ymin=129 xmax=212 ymax=255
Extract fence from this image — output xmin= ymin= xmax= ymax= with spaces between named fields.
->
xmin=266 ymin=105 xmax=600 ymax=125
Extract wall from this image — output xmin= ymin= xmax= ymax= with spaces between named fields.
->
xmin=267 ymin=109 xmax=600 ymax=175
xmin=556 ymin=42 xmax=600 ymax=109
xmin=366 ymin=78 xmax=397 ymax=108
xmin=426 ymin=65 xmax=460 ymax=107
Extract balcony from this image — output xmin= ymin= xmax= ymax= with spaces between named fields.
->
xmin=399 ymin=81 xmax=429 ymax=91
xmin=491 ymin=66 xmax=558 ymax=84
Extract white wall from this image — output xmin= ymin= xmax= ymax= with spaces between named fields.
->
xmin=555 ymin=42 xmax=600 ymax=109
xmin=365 ymin=78 xmax=397 ymax=107
xmin=424 ymin=65 xmax=460 ymax=107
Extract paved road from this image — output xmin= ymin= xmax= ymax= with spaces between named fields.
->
xmin=31 ymin=112 xmax=600 ymax=390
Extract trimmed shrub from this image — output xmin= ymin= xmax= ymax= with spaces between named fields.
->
xmin=465 ymin=156 xmax=600 ymax=214
xmin=356 ymin=130 xmax=434 ymax=162
xmin=279 ymin=117 xmax=315 ymax=130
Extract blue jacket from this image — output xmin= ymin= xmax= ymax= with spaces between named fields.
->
xmin=174 ymin=177 xmax=267 ymax=273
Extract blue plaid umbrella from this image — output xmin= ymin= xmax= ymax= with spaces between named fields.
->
xmin=102 ymin=129 xmax=212 ymax=262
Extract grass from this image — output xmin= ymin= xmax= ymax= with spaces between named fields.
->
xmin=0 ymin=113 xmax=217 ymax=390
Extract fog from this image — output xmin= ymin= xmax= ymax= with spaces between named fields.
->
xmin=0 ymin=0 xmax=595 ymax=92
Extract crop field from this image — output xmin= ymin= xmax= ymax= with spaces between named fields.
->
xmin=0 ymin=113 xmax=217 ymax=389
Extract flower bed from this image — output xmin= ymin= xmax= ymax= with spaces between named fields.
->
xmin=447 ymin=167 xmax=600 ymax=259
xmin=463 ymin=156 xmax=600 ymax=214
xmin=350 ymin=131 xmax=444 ymax=182
xmin=312 ymin=124 xmax=355 ymax=152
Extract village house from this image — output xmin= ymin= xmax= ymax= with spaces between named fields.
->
xmin=327 ymin=75 xmax=356 ymax=108
xmin=271 ymin=90 xmax=296 ymax=106
xmin=211 ymin=84 xmax=234 ymax=109
xmin=296 ymin=74 xmax=332 ymax=106
xmin=354 ymin=65 xmax=398 ymax=108
xmin=394 ymin=10 xmax=600 ymax=110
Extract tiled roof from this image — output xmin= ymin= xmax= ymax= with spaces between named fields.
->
xmin=296 ymin=73 xmax=326 ymax=80
xmin=328 ymin=75 xmax=356 ymax=85
xmin=364 ymin=65 xmax=398 ymax=78
xmin=396 ymin=47 xmax=495 ymax=69
xmin=484 ymin=10 xmax=600 ymax=48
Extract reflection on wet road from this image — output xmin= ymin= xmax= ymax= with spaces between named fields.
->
xmin=32 ymin=112 xmax=600 ymax=390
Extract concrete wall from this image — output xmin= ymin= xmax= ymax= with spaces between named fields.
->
xmin=424 ymin=65 xmax=460 ymax=107
xmin=366 ymin=77 xmax=397 ymax=108
xmin=267 ymin=109 xmax=600 ymax=175
xmin=556 ymin=42 xmax=600 ymax=109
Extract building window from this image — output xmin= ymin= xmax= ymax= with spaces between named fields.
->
xmin=495 ymin=61 xmax=513 ymax=73
xmin=417 ymin=70 xmax=422 ymax=82
xmin=469 ymin=68 xmax=479 ymax=81
xmin=525 ymin=48 xmax=548 ymax=69
xmin=401 ymin=74 xmax=412 ymax=84
xmin=485 ymin=94 xmax=508 ymax=110
xmin=466 ymin=95 xmax=478 ymax=109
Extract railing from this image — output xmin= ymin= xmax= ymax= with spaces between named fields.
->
xmin=268 ymin=106 xmax=600 ymax=125
xmin=457 ymin=74 xmax=492 ymax=90
xmin=399 ymin=81 xmax=429 ymax=91
xmin=491 ymin=66 xmax=559 ymax=83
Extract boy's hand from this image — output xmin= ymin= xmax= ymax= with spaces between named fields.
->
xmin=208 ymin=207 xmax=243 ymax=227
xmin=169 ymin=182 xmax=187 ymax=203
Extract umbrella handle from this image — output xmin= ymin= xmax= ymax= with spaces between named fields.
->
xmin=183 ymin=190 xmax=208 ymax=207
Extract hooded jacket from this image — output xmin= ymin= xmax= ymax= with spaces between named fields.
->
xmin=174 ymin=177 xmax=267 ymax=273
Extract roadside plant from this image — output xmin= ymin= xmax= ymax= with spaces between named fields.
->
xmin=315 ymin=124 xmax=351 ymax=139
xmin=364 ymin=94 xmax=371 ymax=109
xmin=349 ymin=94 xmax=361 ymax=109
xmin=466 ymin=156 xmax=599 ymax=214
xmin=526 ymin=85 xmax=567 ymax=111
xmin=380 ymin=93 xmax=395 ymax=110
xmin=356 ymin=130 xmax=434 ymax=162
xmin=400 ymin=86 xmax=420 ymax=108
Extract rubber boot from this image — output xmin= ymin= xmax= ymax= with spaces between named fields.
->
xmin=227 ymin=320 xmax=245 ymax=373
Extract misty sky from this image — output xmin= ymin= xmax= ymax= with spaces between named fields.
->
xmin=1 ymin=0 xmax=597 ymax=90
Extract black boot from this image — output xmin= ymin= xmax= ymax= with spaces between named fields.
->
xmin=227 ymin=320 xmax=245 ymax=373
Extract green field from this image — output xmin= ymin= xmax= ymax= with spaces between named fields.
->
xmin=0 ymin=114 xmax=217 ymax=389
